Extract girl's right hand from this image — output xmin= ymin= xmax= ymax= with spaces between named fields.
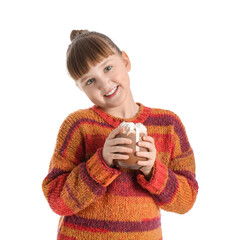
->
xmin=102 ymin=127 xmax=133 ymax=168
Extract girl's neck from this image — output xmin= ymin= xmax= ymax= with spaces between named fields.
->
xmin=107 ymin=102 xmax=139 ymax=119
xmin=103 ymin=92 xmax=140 ymax=119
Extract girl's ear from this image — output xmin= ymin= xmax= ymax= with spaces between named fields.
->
xmin=121 ymin=51 xmax=131 ymax=72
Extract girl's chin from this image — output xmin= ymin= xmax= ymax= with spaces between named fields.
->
xmin=93 ymin=88 xmax=130 ymax=108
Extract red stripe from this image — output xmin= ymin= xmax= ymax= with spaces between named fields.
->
xmin=48 ymin=173 xmax=74 ymax=215
xmin=85 ymin=134 xmax=108 ymax=154
xmin=153 ymin=169 xmax=179 ymax=205
xmin=150 ymin=133 xmax=173 ymax=152
xmin=108 ymin=171 xmax=150 ymax=197
xmin=74 ymin=144 xmax=85 ymax=165
xmin=59 ymin=119 xmax=111 ymax=157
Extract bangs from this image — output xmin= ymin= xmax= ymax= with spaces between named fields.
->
xmin=67 ymin=36 xmax=115 ymax=80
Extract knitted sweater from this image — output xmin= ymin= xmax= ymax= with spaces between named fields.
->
xmin=42 ymin=103 xmax=198 ymax=240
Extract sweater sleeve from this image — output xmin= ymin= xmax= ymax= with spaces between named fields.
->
xmin=137 ymin=112 xmax=198 ymax=214
xmin=42 ymin=114 xmax=121 ymax=216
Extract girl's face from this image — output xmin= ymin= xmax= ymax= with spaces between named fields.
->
xmin=76 ymin=51 xmax=132 ymax=111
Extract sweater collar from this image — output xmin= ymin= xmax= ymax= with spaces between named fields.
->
xmin=90 ymin=102 xmax=151 ymax=128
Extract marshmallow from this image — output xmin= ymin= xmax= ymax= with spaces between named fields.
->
xmin=115 ymin=122 xmax=148 ymax=170
xmin=119 ymin=122 xmax=147 ymax=151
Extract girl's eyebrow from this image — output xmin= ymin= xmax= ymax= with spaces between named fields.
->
xmin=80 ymin=73 xmax=93 ymax=83
xmin=80 ymin=75 xmax=89 ymax=83
xmin=100 ymin=58 xmax=111 ymax=67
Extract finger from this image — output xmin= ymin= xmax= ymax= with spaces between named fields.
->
xmin=137 ymin=160 xmax=151 ymax=166
xmin=111 ymin=137 xmax=132 ymax=146
xmin=137 ymin=141 xmax=154 ymax=151
xmin=142 ymin=136 xmax=155 ymax=143
xmin=110 ymin=146 xmax=133 ymax=153
xmin=112 ymin=153 xmax=129 ymax=160
xmin=136 ymin=151 xmax=152 ymax=159
xmin=107 ymin=127 xmax=125 ymax=140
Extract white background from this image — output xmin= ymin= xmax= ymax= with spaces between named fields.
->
xmin=0 ymin=0 xmax=233 ymax=239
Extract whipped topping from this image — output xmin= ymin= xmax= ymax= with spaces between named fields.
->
xmin=119 ymin=122 xmax=135 ymax=133
xmin=119 ymin=122 xmax=147 ymax=134
xmin=119 ymin=122 xmax=147 ymax=151
xmin=135 ymin=123 xmax=147 ymax=133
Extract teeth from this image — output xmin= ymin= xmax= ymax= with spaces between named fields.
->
xmin=105 ymin=87 xmax=117 ymax=96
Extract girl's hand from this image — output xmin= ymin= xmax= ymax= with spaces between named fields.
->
xmin=136 ymin=136 xmax=157 ymax=180
xmin=102 ymin=127 xmax=133 ymax=168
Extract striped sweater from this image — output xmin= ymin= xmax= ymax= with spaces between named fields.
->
xmin=42 ymin=103 xmax=198 ymax=240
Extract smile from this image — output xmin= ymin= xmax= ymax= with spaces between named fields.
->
xmin=104 ymin=86 xmax=119 ymax=97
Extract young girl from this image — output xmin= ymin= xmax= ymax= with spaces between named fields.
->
xmin=42 ymin=30 xmax=198 ymax=240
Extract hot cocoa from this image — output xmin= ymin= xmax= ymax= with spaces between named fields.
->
xmin=115 ymin=122 xmax=148 ymax=170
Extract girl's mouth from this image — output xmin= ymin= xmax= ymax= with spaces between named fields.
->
xmin=104 ymin=86 xmax=119 ymax=98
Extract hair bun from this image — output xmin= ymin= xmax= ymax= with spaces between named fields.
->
xmin=70 ymin=30 xmax=89 ymax=41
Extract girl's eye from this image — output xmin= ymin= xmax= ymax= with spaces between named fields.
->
xmin=104 ymin=66 xmax=112 ymax=72
xmin=86 ymin=78 xmax=95 ymax=85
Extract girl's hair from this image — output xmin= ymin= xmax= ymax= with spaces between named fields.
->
xmin=66 ymin=30 xmax=122 ymax=80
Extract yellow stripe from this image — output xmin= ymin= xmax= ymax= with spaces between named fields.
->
xmin=77 ymin=194 xmax=161 ymax=221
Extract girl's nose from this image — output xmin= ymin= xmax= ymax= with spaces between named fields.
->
xmin=97 ymin=76 xmax=111 ymax=91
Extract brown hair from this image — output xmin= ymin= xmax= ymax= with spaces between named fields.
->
xmin=66 ymin=30 xmax=122 ymax=80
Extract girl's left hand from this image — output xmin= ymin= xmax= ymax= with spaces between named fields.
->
xmin=136 ymin=136 xmax=157 ymax=180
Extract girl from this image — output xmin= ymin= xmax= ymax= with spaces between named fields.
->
xmin=42 ymin=30 xmax=198 ymax=240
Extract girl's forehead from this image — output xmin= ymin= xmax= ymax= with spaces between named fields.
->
xmin=90 ymin=53 xmax=121 ymax=67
